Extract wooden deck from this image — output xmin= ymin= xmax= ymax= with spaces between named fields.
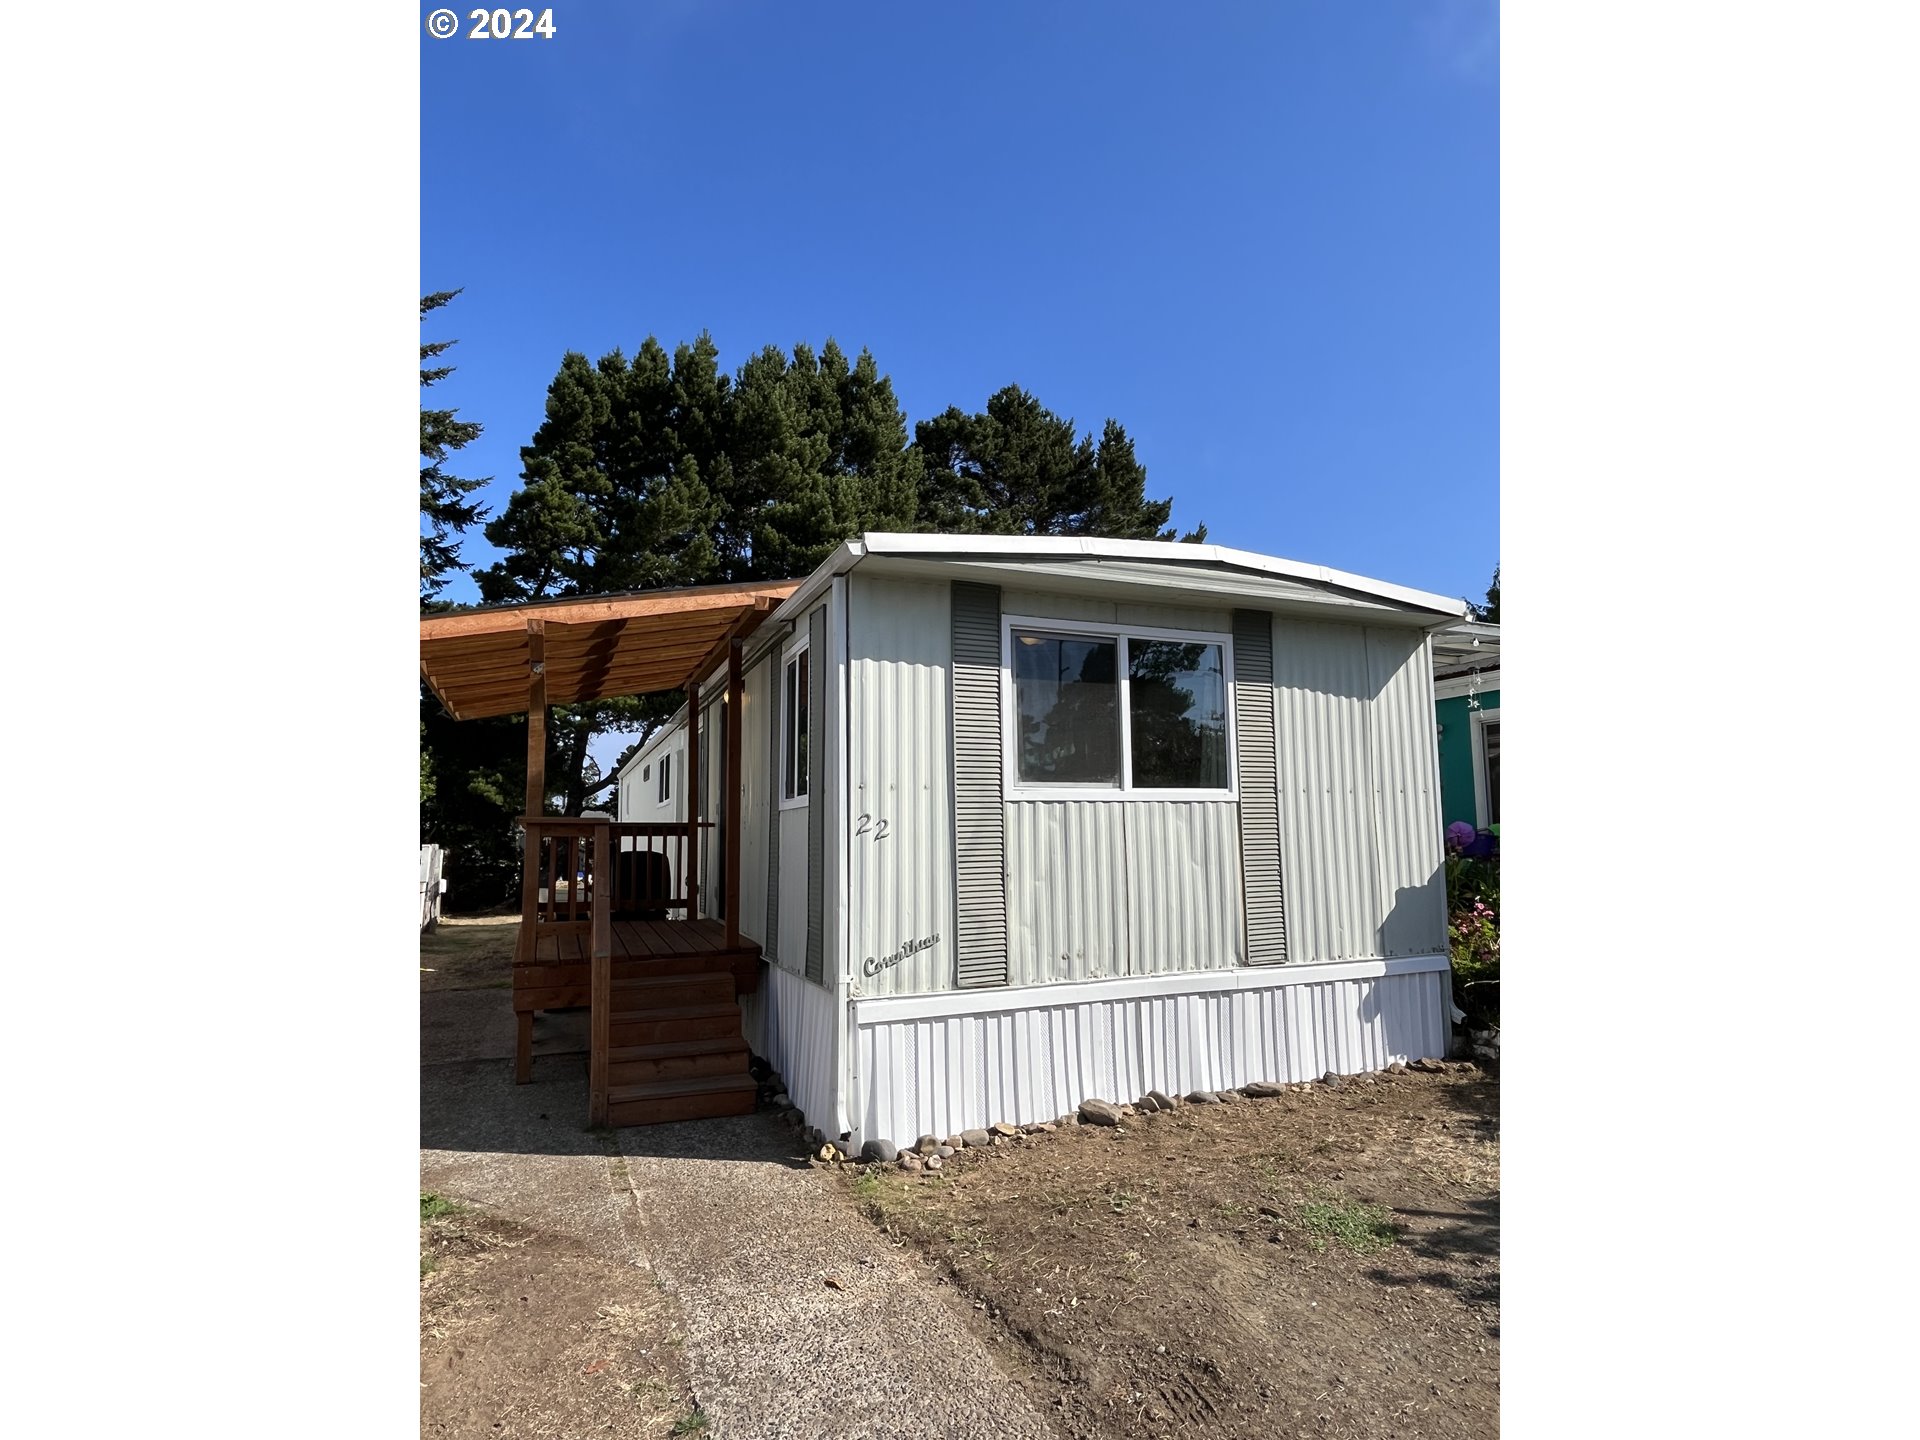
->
xmin=523 ymin=916 xmax=746 ymax=964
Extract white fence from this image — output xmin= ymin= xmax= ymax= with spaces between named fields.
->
xmin=420 ymin=844 xmax=447 ymax=930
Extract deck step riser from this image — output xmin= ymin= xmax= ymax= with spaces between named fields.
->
xmin=607 ymin=1089 xmax=759 ymax=1127
xmin=607 ymin=1049 xmax=749 ymax=1088
xmin=612 ymin=978 xmax=735 ymax=1011
xmin=610 ymin=1013 xmax=740 ymax=1047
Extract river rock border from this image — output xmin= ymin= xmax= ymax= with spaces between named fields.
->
xmin=748 ymin=1054 xmax=1483 ymax=1171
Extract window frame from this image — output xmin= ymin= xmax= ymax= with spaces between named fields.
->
xmin=779 ymin=633 xmax=811 ymax=810
xmin=657 ymin=751 xmax=671 ymax=805
xmin=999 ymin=613 xmax=1238 ymax=802
xmin=1470 ymin=705 xmax=1500 ymax=829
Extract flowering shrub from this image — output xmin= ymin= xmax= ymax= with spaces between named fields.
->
xmin=1444 ymin=826 xmax=1499 ymax=1027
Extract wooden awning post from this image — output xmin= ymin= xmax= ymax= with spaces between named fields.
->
xmin=724 ymin=637 xmax=744 ymax=949
xmin=514 ymin=619 xmax=548 ymax=971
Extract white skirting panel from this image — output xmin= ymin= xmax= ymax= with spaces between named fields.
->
xmin=850 ymin=960 xmax=1452 ymax=1147
xmin=739 ymin=964 xmax=842 ymax=1130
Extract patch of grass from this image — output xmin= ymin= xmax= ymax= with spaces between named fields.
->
xmin=670 ymin=1411 xmax=709 ymax=1436
xmin=851 ymin=1169 xmax=883 ymax=1200
xmin=1296 ymin=1193 xmax=1398 ymax=1255
xmin=420 ymin=1192 xmax=462 ymax=1222
xmin=420 ymin=1252 xmax=439 ymax=1278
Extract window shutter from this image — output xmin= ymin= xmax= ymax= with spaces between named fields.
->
xmin=951 ymin=582 xmax=1008 ymax=987
xmin=764 ymin=660 xmax=781 ymax=964
xmin=1233 ymin=608 xmax=1288 ymax=963
xmin=804 ymin=606 xmax=827 ymax=985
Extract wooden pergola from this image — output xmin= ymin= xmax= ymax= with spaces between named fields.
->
xmin=421 ymin=579 xmax=799 ymax=1122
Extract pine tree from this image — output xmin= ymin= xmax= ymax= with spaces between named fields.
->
xmin=420 ymin=291 xmax=490 ymax=604
xmin=911 ymin=386 xmax=1200 ymax=540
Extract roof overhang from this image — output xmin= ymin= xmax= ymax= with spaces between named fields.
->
xmin=420 ymin=579 xmax=799 ymax=721
xmin=759 ymin=533 xmax=1470 ymax=632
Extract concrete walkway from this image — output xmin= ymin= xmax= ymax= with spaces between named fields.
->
xmin=422 ymin=994 xmax=1057 ymax=1440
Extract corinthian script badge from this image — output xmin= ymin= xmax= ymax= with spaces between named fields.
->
xmin=862 ymin=933 xmax=941 ymax=977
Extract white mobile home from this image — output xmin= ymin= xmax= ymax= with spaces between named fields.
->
xmin=421 ymin=534 xmax=1467 ymax=1141
xmin=710 ymin=535 xmax=1464 ymax=1148
xmin=616 ymin=713 xmax=688 ymax=827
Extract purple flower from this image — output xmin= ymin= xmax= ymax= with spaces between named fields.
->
xmin=1445 ymin=821 xmax=1477 ymax=852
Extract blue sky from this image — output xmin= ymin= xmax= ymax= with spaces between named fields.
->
xmin=423 ymin=2 xmax=1498 ymax=771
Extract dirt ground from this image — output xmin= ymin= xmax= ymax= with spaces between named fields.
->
xmin=420 ymin=1196 xmax=705 ymax=1438
xmin=421 ymin=916 xmax=519 ymax=993
xmin=846 ymin=1068 xmax=1499 ymax=1440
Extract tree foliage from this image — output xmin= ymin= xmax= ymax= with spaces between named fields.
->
xmin=1467 ymin=565 xmax=1500 ymax=623
xmin=420 ymin=291 xmax=490 ymax=604
xmin=912 ymin=386 xmax=1203 ymax=542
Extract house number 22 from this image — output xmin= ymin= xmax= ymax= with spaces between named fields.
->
xmin=853 ymin=814 xmax=890 ymax=841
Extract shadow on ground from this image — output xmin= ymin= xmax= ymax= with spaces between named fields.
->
xmin=420 ymin=985 xmax=807 ymax=1166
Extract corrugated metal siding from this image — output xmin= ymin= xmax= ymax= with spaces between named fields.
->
xmin=739 ymin=963 xmax=841 ymax=1127
xmin=1366 ymin=630 xmax=1448 ymax=957
xmin=738 ymin=656 xmax=770 ymax=949
xmin=804 ymin=605 xmax=827 ymax=984
xmin=1272 ymin=617 xmax=1384 ymax=961
xmin=1272 ymin=618 xmax=1447 ymax=962
xmin=1005 ymin=802 xmax=1241 ymax=983
xmin=1125 ymin=804 xmax=1244 ymax=971
xmin=850 ymin=967 xmax=1451 ymax=1145
xmin=1232 ymin=609 xmax=1287 ymax=963
xmin=950 ymin=582 xmax=1008 ymax=988
xmin=1005 ymin=801 xmax=1128 ymax=985
xmin=847 ymin=576 xmax=954 ymax=998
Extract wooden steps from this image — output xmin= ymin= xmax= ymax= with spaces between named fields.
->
xmin=606 ymin=1072 xmax=758 ymax=1127
xmin=600 ymin=965 xmax=755 ymax=1127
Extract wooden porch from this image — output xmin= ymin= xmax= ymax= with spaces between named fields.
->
xmin=420 ymin=579 xmax=799 ymax=1128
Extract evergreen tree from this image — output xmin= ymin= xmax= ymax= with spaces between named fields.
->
xmin=420 ymin=291 xmax=490 ymax=604
xmin=911 ymin=386 xmax=1202 ymax=541
xmin=1468 ymin=566 xmax=1500 ymax=622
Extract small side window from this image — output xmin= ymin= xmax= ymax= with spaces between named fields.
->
xmin=782 ymin=646 xmax=810 ymax=804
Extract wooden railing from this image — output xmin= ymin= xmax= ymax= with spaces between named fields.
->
xmin=517 ymin=816 xmax=709 ymax=1125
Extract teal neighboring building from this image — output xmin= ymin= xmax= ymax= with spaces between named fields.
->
xmin=1432 ymin=622 xmax=1499 ymax=831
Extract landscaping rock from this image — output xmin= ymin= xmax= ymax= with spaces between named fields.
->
xmin=1410 ymin=1057 xmax=1448 ymax=1074
xmin=944 ymin=1135 xmax=964 ymax=1150
xmin=924 ymin=1154 xmax=944 ymax=1172
xmin=990 ymin=1121 xmax=1020 ymax=1139
xmin=936 ymin=1145 xmax=954 ymax=1159
xmin=1214 ymin=1090 xmax=1238 ymax=1103
xmin=915 ymin=1134 xmax=940 ymax=1155
xmin=1387 ymin=1062 xmax=1409 ymax=1075
xmin=961 ymin=1128 xmax=991 ymax=1148
xmin=816 ymin=1144 xmax=837 ymax=1163
xmin=1078 ymin=1098 xmax=1126 ymax=1127
xmin=862 ymin=1138 xmax=900 ymax=1164
xmin=898 ymin=1153 xmax=923 ymax=1172
xmin=1185 ymin=1090 xmax=1220 ymax=1105
xmin=1029 ymin=1123 xmax=1057 ymax=1135
xmin=1321 ymin=1071 xmax=1345 ymax=1088
xmin=1147 ymin=1089 xmax=1178 ymax=1112
xmin=1244 ymin=1081 xmax=1287 ymax=1098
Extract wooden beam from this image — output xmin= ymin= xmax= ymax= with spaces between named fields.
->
xmin=681 ymin=595 xmax=780 ymax=690
xmin=418 ymin=580 xmax=799 ymax=642
xmin=588 ymin=817 xmax=611 ymax=1126
xmin=724 ymin=636 xmax=744 ymax=950
xmin=524 ymin=619 xmax=547 ymax=818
